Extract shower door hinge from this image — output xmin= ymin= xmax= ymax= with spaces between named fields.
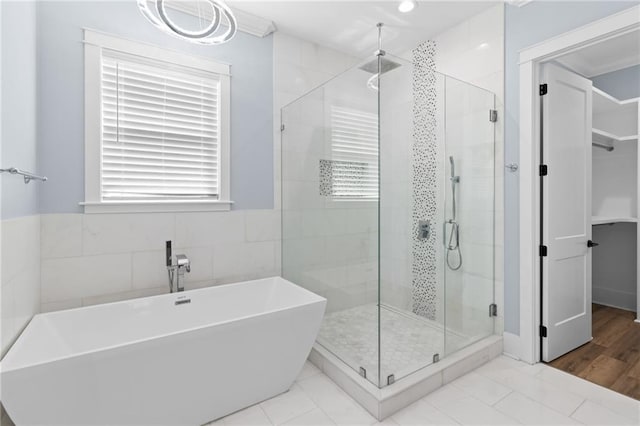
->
xmin=539 ymin=84 xmax=548 ymax=96
xmin=539 ymin=245 xmax=548 ymax=257
xmin=489 ymin=109 xmax=498 ymax=123
xmin=489 ymin=303 xmax=498 ymax=317
xmin=539 ymin=164 xmax=548 ymax=176
xmin=280 ymin=124 xmax=285 ymax=131
xmin=359 ymin=367 xmax=367 ymax=379
xmin=540 ymin=325 xmax=548 ymax=338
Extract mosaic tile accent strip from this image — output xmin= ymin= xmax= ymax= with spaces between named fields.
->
xmin=411 ymin=41 xmax=439 ymax=320
xmin=319 ymin=159 xmax=333 ymax=196
xmin=319 ymin=159 xmax=370 ymax=198
xmin=317 ymin=304 xmax=467 ymax=385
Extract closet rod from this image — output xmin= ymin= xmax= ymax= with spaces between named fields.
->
xmin=593 ymin=141 xmax=614 ymax=152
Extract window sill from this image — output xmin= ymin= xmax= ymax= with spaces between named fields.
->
xmin=325 ymin=199 xmax=379 ymax=208
xmin=80 ymin=200 xmax=233 ymax=214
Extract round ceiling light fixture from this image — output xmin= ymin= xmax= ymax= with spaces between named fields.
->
xmin=398 ymin=0 xmax=418 ymax=13
xmin=137 ymin=0 xmax=237 ymax=45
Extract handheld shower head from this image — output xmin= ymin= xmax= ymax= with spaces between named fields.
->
xmin=446 ymin=156 xmax=462 ymax=270
xmin=449 ymin=156 xmax=459 ymax=183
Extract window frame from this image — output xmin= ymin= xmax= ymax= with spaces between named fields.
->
xmin=82 ymin=29 xmax=232 ymax=214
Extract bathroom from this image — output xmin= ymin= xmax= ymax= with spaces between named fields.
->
xmin=1 ymin=1 xmax=639 ymax=425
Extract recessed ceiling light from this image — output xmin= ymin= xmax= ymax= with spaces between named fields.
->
xmin=398 ymin=0 xmax=417 ymax=13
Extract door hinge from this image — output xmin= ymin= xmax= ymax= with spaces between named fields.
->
xmin=280 ymin=124 xmax=285 ymax=131
xmin=489 ymin=303 xmax=498 ymax=317
xmin=539 ymin=84 xmax=548 ymax=96
xmin=539 ymin=164 xmax=548 ymax=176
xmin=540 ymin=325 xmax=548 ymax=338
xmin=539 ymin=245 xmax=548 ymax=257
xmin=489 ymin=109 xmax=498 ymax=123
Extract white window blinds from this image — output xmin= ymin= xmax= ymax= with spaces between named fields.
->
xmin=101 ymin=50 xmax=221 ymax=201
xmin=330 ymin=106 xmax=379 ymax=200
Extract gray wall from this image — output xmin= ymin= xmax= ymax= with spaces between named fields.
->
xmin=25 ymin=0 xmax=273 ymax=217
xmin=1 ymin=1 xmax=39 ymax=219
xmin=592 ymin=223 xmax=637 ymax=311
xmin=592 ymin=65 xmax=640 ymax=100
xmin=504 ymin=1 xmax=637 ymax=335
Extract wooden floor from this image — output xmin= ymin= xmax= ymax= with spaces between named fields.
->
xmin=549 ymin=304 xmax=640 ymax=400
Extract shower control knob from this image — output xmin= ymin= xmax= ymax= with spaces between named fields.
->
xmin=587 ymin=240 xmax=599 ymax=248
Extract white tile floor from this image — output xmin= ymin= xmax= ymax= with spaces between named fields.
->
xmin=209 ymin=356 xmax=640 ymax=426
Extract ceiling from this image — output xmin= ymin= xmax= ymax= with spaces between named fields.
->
xmin=229 ymin=1 xmax=499 ymax=57
xmin=555 ymin=29 xmax=640 ymax=77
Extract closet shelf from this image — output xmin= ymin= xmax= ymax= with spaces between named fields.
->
xmin=592 ymin=216 xmax=637 ymax=225
xmin=593 ymin=128 xmax=638 ymax=145
xmin=593 ymin=87 xmax=639 ymax=116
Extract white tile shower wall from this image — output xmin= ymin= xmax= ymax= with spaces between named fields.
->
xmin=433 ymin=4 xmax=505 ymax=334
xmin=39 ymin=211 xmax=281 ymax=312
xmin=1 ymin=215 xmax=40 ymax=356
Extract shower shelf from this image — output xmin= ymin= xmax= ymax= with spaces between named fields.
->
xmin=592 ymin=216 xmax=637 ymax=225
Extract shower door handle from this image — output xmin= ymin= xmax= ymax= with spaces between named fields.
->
xmin=587 ymin=240 xmax=599 ymax=248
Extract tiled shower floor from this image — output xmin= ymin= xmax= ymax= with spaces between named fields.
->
xmin=317 ymin=304 xmax=469 ymax=385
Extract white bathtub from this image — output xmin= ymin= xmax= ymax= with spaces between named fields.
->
xmin=0 ymin=277 xmax=326 ymax=425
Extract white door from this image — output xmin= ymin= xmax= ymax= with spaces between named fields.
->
xmin=541 ymin=63 xmax=593 ymax=362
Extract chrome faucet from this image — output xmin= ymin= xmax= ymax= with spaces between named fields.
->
xmin=166 ymin=241 xmax=191 ymax=293
xmin=174 ymin=254 xmax=190 ymax=292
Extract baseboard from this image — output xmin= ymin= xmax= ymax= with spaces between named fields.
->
xmin=593 ymin=287 xmax=637 ymax=312
xmin=503 ymin=331 xmax=530 ymax=363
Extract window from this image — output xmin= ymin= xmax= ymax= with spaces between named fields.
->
xmin=328 ymin=105 xmax=379 ymax=201
xmin=83 ymin=30 xmax=231 ymax=213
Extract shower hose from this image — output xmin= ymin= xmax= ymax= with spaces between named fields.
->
xmin=446 ymin=221 xmax=462 ymax=271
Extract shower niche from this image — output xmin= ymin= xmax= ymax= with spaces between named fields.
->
xmin=281 ymin=47 xmax=498 ymax=417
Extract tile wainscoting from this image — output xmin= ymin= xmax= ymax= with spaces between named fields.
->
xmin=1 ymin=215 xmax=40 ymax=356
xmin=39 ymin=210 xmax=281 ymax=313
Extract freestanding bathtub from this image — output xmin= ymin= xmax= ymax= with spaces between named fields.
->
xmin=0 ymin=277 xmax=326 ymax=425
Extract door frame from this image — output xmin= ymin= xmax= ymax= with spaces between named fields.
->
xmin=510 ymin=5 xmax=640 ymax=364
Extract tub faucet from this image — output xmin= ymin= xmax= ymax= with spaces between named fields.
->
xmin=166 ymin=241 xmax=191 ymax=293
xmin=175 ymin=254 xmax=190 ymax=292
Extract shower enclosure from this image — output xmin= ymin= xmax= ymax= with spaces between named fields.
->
xmin=281 ymin=47 xmax=496 ymax=388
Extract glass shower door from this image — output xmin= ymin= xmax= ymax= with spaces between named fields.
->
xmin=443 ymin=76 xmax=496 ymax=355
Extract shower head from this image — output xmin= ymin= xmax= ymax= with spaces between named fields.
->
xmin=359 ymin=57 xmax=402 ymax=75
xmin=361 ymin=23 xmax=401 ymax=90
xmin=449 ymin=156 xmax=459 ymax=183
xmin=361 ymin=57 xmax=401 ymax=91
